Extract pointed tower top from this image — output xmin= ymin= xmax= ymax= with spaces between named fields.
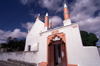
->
xmin=45 ymin=13 xmax=48 ymax=16
xmin=37 ymin=13 xmax=41 ymax=20
xmin=38 ymin=13 xmax=40 ymax=16
xmin=64 ymin=3 xmax=67 ymax=8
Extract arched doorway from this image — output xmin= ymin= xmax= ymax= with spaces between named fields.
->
xmin=47 ymin=34 xmax=67 ymax=66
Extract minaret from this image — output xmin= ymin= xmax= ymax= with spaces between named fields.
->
xmin=37 ymin=13 xmax=41 ymax=21
xmin=49 ymin=20 xmax=52 ymax=29
xmin=44 ymin=13 xmax=49 ymax=27
xmin=42 ymin=13 xmax=49 ymax=32
xmin=63 ymin=4 xmax=71 ymax=26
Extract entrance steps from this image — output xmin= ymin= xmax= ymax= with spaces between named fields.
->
xmin=56 ymin=63 xmax=61 ymax=66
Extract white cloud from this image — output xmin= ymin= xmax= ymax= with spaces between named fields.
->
xmin=30 ymin=13 xmax=38 ymax=19
xmin=22 ymin=22 xmax=34 ymax=31
xmin=70 ymin=0 xmax=98 ymax=21
xmin=50 ymin=16 xmax=63 ymax=27
xmin=10 ymin=29 xmax=27 ymax=38
xmin=78 ymin=16 xmax=100 ymax=32
xmin=70 ymin=0 xmax=99 ymax=29
xmin=0 ymin=29 xmax=27 ymax=43
xmin=38 ymin=0 xmax=63 ymax=12
xmin=20 ymin=0 xmax=65 ymax=13
xmin=20 ymin=0 xmax=35 ymax=5
xmin=70 ymin=0 xmax=100 ymax=27
xmin=56 ymin=7 xmax=63 ymax=13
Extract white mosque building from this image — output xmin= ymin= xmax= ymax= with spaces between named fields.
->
xmin=24 ymin=3 xmax=100 ymax=66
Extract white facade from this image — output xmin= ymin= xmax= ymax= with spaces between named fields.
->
xmin=24 ymin=20 xmax=100 ymax=66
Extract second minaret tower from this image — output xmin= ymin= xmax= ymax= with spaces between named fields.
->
xmin=63 ymin=4 xmax=71 ymax=26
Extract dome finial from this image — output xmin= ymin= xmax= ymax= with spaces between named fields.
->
xmin=64 ymin=3 xmax=67 ymax=8
xmin=45 ymin=13 xmax=48 ymax=16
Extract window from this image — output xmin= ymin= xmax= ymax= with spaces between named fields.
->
xmin=28 ymin=45 xmax=31 ymax=51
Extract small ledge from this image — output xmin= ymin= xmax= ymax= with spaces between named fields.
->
xmin=40 ymin=23 xmax=78 ymax=34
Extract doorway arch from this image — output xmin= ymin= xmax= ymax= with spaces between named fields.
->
xmin=47 ymin=33 xmax=67 ymax=66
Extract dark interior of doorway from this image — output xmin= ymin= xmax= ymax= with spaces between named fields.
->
xmin=54 ymin=44 xmax=61 ymax=66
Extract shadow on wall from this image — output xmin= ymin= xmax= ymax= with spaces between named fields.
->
xmin=97 ymin=46 xmax=100 ymax=56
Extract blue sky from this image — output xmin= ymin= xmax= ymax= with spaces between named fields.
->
xmin=0 ymin=0 xmax=100 ymax=45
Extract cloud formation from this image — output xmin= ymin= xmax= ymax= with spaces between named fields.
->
xmin=38 ymin=0 xmax=63 ymax=12
xmin=0 ymin=22 xmax=34 ymax=44
xmin=22 ymin=22 xmax=34 ymax=31
xmin=20 ymin=0 xmax=65 ymax=13
xmin=0 ymin=29 xmax=27 ymax=43
xmin=50 ymin=16 xmax=63 ymax=27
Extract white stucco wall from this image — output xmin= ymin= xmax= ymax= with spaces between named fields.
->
xmin=38 ymin=31 xmax=51 ymax=62
xmin=24 ymin=18 xmax=44 ymax=51
xmin=68 ymin=24 xmax=100 ymax=66
xmin=0 ymin=51 xmax=38 ymax=63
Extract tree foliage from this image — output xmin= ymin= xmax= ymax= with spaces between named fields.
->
xmin=0 ymin=37 xmax=25 ymax=52
xmin=80 ymin=30 xmax=99 ymax=46
xmin=0 ymin=43 xmax=7 ymax=48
